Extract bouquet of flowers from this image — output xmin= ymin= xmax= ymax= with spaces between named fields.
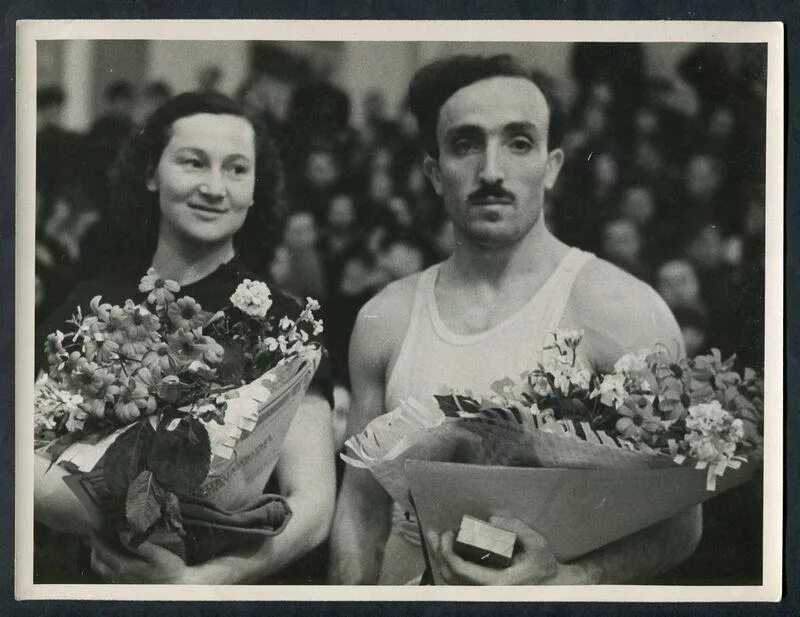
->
xmin=343 ymin=331 xmax=764 ymax=572
xmin=35 ymin=269 xmax=324 ymax=560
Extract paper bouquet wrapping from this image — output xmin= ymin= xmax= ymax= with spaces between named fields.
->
xmin=35 ymin=349 xmax=320 ymax=563
xmin=343 ymin=335 xmax=764 ymax=584
xmin=34 ymin=270 xmax=327 ymax=566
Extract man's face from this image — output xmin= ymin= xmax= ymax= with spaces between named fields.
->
xmin=424 ymin=76 xmax=563 ymax=248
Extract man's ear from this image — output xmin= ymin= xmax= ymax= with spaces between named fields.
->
xmin=544 ymin=148 xmax=565 ymax=190
xmin=422 ymin=153 xmax=443 ymax=196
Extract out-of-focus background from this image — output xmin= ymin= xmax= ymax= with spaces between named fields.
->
xmin=35 ymin=40 xmax=767 ymax=378
xmin=33 ymin=39 xmax=768 ymax=584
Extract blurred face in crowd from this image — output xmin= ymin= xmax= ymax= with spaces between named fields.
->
xmin=370 ymin=147 xmax=394 ymax=173
xmin=378 ymin=241 xmax=425 ymax=280
xmin=634 ymin=107 xmax=660 ymax=138
xmin=603 ymin=219 xmax=641 ymax=264
xmin=387 ymin=196 xmax=414 ymax=229
xmin=406 ymin=164 xmax=427 ymax=196
xmin=368 ymin=171 xmax=394 ymax=205
xmin=328 ymin=194 xmax=357 ymax=231
xmin=305 ymin=151 xmax=339 ymax=189
xmin=583 ymin=104 xmax=608 ymax=138
xmin=592 ymin=152 xmax=619 ymax=190
xmin=656 ymin=260 xmax=701 ymax=309
xmin=688 ymin=224 xmax=725 ymax=271
xmin=283 ymin=212 xmax=318 ymax=250
xmin=709 ymin=107 xmax=735 ymax=140
xmin=147 ymin=113 xmax=256 ymax=251
xmin=681 ymin=324 xmax=707 ymax=357
xmin=269 ymin=245 xmax=291 ymax=285
xmin=588 ymin=82 xmax=613 ymax=107
xmin=424 ymin=76 xmax=564 ymax=248
xmin=686 ymin=155 xmax=721 ymax=201
xmin=634 ymin=140 xmax=664 ymax=175
xmin=620 ymin=186 xmax=656 ymax=227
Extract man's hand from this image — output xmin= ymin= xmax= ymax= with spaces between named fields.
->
xmin=90 ymin=532 xmax=198 ymax=585
xmin=426 ymin=516 xmax=591 ymax=585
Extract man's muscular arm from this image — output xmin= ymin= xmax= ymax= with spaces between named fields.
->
xmin=328 ymin=281 xmax=412 ymax=584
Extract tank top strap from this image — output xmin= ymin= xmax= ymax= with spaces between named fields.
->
xmin=540 ymin=247 xmax=595 ymax=334
xmin=385 ymin=265 xmax=439 ymax=407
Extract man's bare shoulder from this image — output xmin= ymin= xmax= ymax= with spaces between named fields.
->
xmin=572 ymin=257 xmax=662 ymax=311
xmin=349 ymin=270 xmax=425 ymax=366
xmin=567 ymin=256 xmax=684 ymax=366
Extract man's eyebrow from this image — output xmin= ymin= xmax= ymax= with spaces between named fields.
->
xmin=443 ymin=124 xmax=484 ymax=140
xmin=503 ymin=121 xmax=540 ymax=136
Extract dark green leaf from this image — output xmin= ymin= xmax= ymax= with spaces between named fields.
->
xmin=104 ymin=420 xmax=156 ymax=497
xmin=434 ymin=394 xmax=461 ymax=417
xmin=147 ymin=416 xmax=210 ymax=495
xmin=215 ymin=336 xmax=247 ymax=384
xmin=456 ymin=395 xmax=481 ymax=414
xmin=44 ymin=431 xmax=86 ymax=463
xmin=162 ymin=491 xmax=185 ymax=537
xmin=125 ymin=470 xmax=164 ymax=540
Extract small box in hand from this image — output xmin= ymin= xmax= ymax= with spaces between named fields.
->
xmin=453 ymin=515 xmax=516 ymax=568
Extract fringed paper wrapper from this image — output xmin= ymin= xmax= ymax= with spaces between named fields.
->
xmin=342 ymin=398 xmax=756 ymax=577
xmin=35 ymin=348 xmax=320 ymax=561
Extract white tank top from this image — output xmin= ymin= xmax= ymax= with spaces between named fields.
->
xmin=385 ymin=247 xmax=594 ymax=413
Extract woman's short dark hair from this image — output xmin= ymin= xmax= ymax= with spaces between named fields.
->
xmin=108 ymin=91 xmax=286 ymax=274
xmin=408 ymin=54 xmax=565 ymax=158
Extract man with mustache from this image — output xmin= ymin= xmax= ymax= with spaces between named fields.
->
xmin=329 ymin=55 xmax=700 ymax=585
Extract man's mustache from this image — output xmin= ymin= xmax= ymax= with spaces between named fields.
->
xmin=467 ymin=184 xmax=516 ymax=204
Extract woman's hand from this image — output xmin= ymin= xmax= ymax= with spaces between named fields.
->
xmin=89 ymin=533 xmax=198 ymax=585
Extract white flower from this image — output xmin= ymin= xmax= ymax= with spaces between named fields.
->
xmin=528 ymin=370 xmax=553 ymax=397
xmin=312 ymin=319 xmax=324 ymax=336
xmin=34 ymin=411 xmax=56 ymax=433
xmin=568 ymin=367 xmax=592 ymax=392
xmin=279 ymin=316 xmax=293 ymax=330
xmin=590 ymin=374 xmax=627 ymax=408
xmin=685 ymin=400 xmax=729 ymax=434
xmin=263 ymin=337 xmax=279 ymax=352
xmin=554 ymin=329 xmax=583 ymax=349
xmin=548 ymin=365 xmax=571 ymax=396
xmin=230 ymin=279 xmax=273 ymax=318
xmin=305 ymin=297 xmax=321 ymax=312
xmin=684 ymin=400 xmax=744 ymax=464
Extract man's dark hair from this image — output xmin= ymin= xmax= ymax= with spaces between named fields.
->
xmin=108 ymin=90 xmax=286 ymax=273
xmin=408 ymin=54 xmax=564 ymax=158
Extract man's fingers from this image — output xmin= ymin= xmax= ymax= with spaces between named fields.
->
xmin=440 ymin=529 xmax=499 ymax=585
xmin=425 ymin=530 xmax=440 ymax=553
xmin=132 ymin=540 xmax=166 ymax=560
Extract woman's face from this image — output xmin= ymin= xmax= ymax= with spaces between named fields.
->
xmin=147 ymin=113 xmax=256 ymax=249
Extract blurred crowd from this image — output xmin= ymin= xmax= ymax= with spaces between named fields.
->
xmin=35 ymin=43 xmax=768 ymax=392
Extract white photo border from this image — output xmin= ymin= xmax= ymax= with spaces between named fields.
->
xmin=15 ymin=18 xmax=785 ymax=602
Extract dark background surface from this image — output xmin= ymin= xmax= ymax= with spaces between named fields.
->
xmin=2 ymin=0 xmax=798 ymax=615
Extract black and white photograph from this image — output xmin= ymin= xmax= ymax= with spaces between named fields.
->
xmin=15 ymin=20 xmax=783 ymax=602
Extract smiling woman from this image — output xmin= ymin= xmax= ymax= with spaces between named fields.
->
xmin=34 ymin=92 xmax=336 ymax=585
xmin=148 ymin=113 xmax=257 ymax=259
